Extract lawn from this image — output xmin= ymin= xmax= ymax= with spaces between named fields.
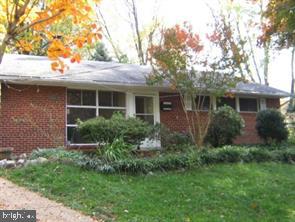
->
xmin=1 ymin=163 xmax=295 ymax=222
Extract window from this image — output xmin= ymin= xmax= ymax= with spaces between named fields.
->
xmin=195 ymin=95 xmax=211 ymax=111
xmin=239 ymin=98 xmax=258 ymax=112
xmin=67 ymin=89 xmax=126 ymax=144
xmin=67 ymin=89 xmax=96 ymax=106
xmin=99 ymin=91 xmax=125 ymax=107
xmin=135 ymin=96 xmax=154 ymax=125
xmin=217 ymin=97 xmax=236 ymax=109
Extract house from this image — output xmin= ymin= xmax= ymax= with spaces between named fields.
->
xmin=0 ymin=54 xmax=290 ymax=154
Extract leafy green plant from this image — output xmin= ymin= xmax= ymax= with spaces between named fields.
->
xmin=205 ymin=106 xmax=244 ymax=147
xmin=98 ymin=138 xmax=133 ymax=162
xmin=78 ymin=112 xmax=152 ymax=146
xmin=30 ymin=148 xmax=84 ymax=162
xmin=256 ymin=109 xmax=288 ymax=144
xmin=150 ymin=123 xmax=193 ymax=151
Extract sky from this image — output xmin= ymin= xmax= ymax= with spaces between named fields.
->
xmin=98 ymin=0 xmax=293 ymax=92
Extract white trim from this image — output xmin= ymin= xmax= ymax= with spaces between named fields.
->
xmin=260 ymin=98 xmax=267 ymax=110
xmin=212 ymin=96 xmax=217 ymax=110
xmin=134 ymin=94 xmax=156 ymax=124
xmin=67 ymin=105 xmax=97 ymax=109
xmin=184 ymin=94 xmax=192 ymax=111
xmin=236 ymin=96 xmax=240 ymax=112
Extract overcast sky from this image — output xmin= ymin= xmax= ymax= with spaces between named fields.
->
xmin=98 ymin=0 xmax=292 ymax=92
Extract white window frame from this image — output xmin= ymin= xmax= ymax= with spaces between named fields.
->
xmin=66 ymin=88 xmax=126 ymax=144
xmin=134 ymin=94 xmax=157 ymax=125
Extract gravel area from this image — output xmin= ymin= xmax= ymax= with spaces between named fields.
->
xmin=0 ymin=178 xmax=103 ymax=222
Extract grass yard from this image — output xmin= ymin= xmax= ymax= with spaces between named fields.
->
xmin=1 ymin=163 xmax=295 ymax=222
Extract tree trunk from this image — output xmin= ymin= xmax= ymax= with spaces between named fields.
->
xmin=263 ymin=42 xmax=270 ymax=86
xmin=0 ymin=34 xmax=10 ymax=64
xmin=130 ymin=0 xmax=145 ymax=65
xmin=289 ymin=47 xmax=295 ymax=111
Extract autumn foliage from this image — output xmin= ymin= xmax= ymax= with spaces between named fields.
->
xmin=0 ymin=0 xmax=102 ymax=72
xmin=148 ymin=23 xmax=239 ymax=148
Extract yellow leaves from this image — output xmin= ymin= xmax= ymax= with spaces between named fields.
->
xmin=16 ymin=40 xmax=33 ymax=52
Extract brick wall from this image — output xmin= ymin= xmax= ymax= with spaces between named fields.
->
xmin=159 ymin=92 xmax=281 ymax=145
xmin=0 ymin=84 xmax=66 ymax=154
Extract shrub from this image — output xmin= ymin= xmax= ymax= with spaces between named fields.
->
xmin=150 ymin=123 xmax=194 ymax=151
xmin=256 ymin=109 xmax=288 ymax=144
xmin=78 ymin=112 xmax=152 ymax=146
xmin=97 ymin=137 xmax=133 ymax=162
xmin=205 ymin=106 xmax=244 ymax=147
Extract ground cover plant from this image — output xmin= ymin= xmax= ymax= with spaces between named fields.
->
xmin=29 ymin=145 xmax=295 ymax=174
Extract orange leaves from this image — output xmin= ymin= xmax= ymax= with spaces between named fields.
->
xmin=70 ymin=54 xmax=81 ymax=63
xmin=1 ymin=0 xmax=103 ymax=72
xmin=161 ymin=23 xmax=204 ymax=54
xmin=16 ymin=40 xmax=33 ymax=52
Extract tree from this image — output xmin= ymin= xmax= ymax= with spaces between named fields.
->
xmin=148 ymin=24 xmax=240 ymax=148
xmin=0 ymin=0 xmax=102 ymax=72
xmin=96 ymin=0 xmax=161 ymax=65
xmin=95 ymin=6 xmax=129 ymax=63
xmin=259 ymin=0 xmax=295 ymax=109
xmin=88 ymin=42 xmax=112 ymax=61
xmin=124 ymin=0 xmax=161 ymax=65
xmin=208 ymin=0 xmax=273 ymax=85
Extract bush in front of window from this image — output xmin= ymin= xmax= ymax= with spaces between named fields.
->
xmin=256 ymin=109 xmax=288 ymax=144
xmin=77 ymin=112 xmax=152 ymax=146
xmin=205 ymin=106 xmax=245 ymax=147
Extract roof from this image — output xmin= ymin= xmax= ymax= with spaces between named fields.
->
xmin=0 ymin=54 xmax=290 ymax=97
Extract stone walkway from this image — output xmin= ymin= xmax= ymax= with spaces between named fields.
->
xmin=0 ymin=178 xmax=103 ymax=222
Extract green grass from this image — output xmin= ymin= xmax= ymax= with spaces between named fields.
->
xmin=1 ymin=163 xmax=295 ymax=222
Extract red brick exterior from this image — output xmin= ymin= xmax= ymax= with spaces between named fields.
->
xmin=0 ymin=84 xmax=66 ymax=154
xmin=0 ymin=86 xmax=282 ymax=154
xmin=159 ymin=92 xmax=281 ymax=145
xmin=266 ymin=98 xmax=280 ymax=109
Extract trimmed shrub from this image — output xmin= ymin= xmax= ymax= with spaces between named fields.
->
xmin=256 ymin=109 xmax=288 ymax=144
xmin=78 ymin=112 xmax=152 ymax=146
xmin=205 ymin=106 xmax=244 ymax=147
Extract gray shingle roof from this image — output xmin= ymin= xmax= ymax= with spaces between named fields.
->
xmin=0 ymin=54 xmax=290 ymax=97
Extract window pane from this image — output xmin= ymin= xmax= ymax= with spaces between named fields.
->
xmin=99 ymin=109 xmax=125 ymax=119
xmin=217 ymin=97 xmax=236 ymax=109
xmin=82 ymin=90 xmax=96 ymax=106
xmin=195 ymin=96 xmax=210 ymax=110
xmin=239 ymin=98 xmax=258 ymax=112
xmin=135 ymin=96 xmax=153 ymax=114
xmin=136 ymin=115 xmax=154 ymax=125
xmin=67 ymin=108 xmax=96 ymax=124
xmin=113 ymin=92 xmax=126 ymax=107
xmin=67 ymin=127 xmax=88 ymax=144
xmin=67 ymin=89 xmax=81 ymax=105
xmin=99 ymin=91 xmax=112 ymax=106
